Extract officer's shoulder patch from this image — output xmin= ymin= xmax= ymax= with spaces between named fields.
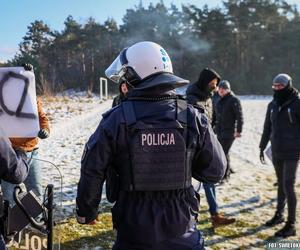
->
xmin=102 ymin=105 xmax=119 ymax=118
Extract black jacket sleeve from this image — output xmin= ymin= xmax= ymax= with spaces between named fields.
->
xmin=233 ymin=97 xmax=243 ymax=133
xmin=0 ymin=136 xmax=29 ymax=184
xmin=76 ymin=122 xmax=113 ymax=223
xmin=192 ymin=110 xmax=227 ymax=183
xmin=259 ymin=102 xmax=272 ymax=150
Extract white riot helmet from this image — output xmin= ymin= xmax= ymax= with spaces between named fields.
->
xmin=105 ymin=41 xmax=189 ymax=89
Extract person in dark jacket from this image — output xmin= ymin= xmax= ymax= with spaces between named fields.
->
xmin=0 ymin=128 xmax=29 ymax=249
xmin=186 ymin=68 xmax=236 ymax=228
xmin=215 ymin=80 xmax=243 ymax=179
xmin=260 ymin=73 xmax=300 ymax=238
xmin=112 ymin=82 xmax=129 ymax=107
xmin=76 ymin=42 xmax=226 ymax=250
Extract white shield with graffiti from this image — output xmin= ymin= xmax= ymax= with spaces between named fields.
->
xmin=0 ymin=67 xmax=39 ymax=137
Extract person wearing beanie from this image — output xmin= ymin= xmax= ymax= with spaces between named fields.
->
xmin=259 ymin=73 xmax=300 ymax=238
xmin=186 ymin=69 xmax=236 ymax=228
xmin=215 ymin=80 xmax=243 ymax=180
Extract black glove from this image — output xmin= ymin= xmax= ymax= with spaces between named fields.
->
xmin=259 ymin=148 xmax=266 ymax=164
xmin=22 ymin=63 xmax=33 ymax=71
xmin=38 ymin=129 xmax=49 ymax=139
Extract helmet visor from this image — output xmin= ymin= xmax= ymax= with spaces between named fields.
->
xmin=105 ymin=48 xmax=128 ymax=83
xmin=105 ymin=54 xmax=125 ymax=83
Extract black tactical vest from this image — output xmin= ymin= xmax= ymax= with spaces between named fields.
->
xmin=121 ymin=99 xmax=191 ymax=191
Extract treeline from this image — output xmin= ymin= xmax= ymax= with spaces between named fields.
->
xmin=5 ymin=0 xmax=300 ymax=95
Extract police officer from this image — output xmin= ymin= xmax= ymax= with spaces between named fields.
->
xmin=0 ymin=128 xmax=29 ymax=249
xmin=260 ymin=73 xmax=300 ymax=238
xmin=76 ymin=41 xmax=226 ymax=249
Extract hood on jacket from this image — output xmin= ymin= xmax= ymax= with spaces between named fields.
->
xmin=196 ymin=68 xmax=221 ymax=92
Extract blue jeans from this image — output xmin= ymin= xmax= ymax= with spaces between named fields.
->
xmin=2 ymin=149 xmax=42 ymax=203
xmin=203 ymin=183 xmax=218 ymax=215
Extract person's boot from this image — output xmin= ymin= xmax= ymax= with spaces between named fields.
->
xmin=211 ymin=213 xmax=236 ymax=228
xmin=275 ymin=222 xmax=296 ymax=238
xmin=265 ymin=212 xmax=284 ymax=227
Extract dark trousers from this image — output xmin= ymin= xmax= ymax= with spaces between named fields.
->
xmin=273 ymin=158 xmax=299 ymax=223
xmin=218 ymin=138 xmax=234 ymax=178
xmin=112 ymin=227 xmax=204 ymax=250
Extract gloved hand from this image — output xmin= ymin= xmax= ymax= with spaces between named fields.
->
xmin=38 ymin=129 xmax=49 ymax=139
xmin=259 ymin=148 xmax=266 ymax=164
xmin=22 ymin=63 xmax=33 ymax=71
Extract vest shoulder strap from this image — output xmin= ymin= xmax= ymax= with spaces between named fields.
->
xmin=177 ymin=98 xmax=188 ymax=125
xmin=122 ymin=101 xmax=136 ymax=126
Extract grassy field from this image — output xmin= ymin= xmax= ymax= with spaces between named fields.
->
xmin=52 ymin=155 xmax=300 ymax=250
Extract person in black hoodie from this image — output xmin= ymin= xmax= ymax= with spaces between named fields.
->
xmin=215 ymin=80 xmax=243 ymax=179
xmin=186 ymin=68 xmax=220 ymax=124
xmin=260 ymin=73 xmax=300 ymax=238
xmin=186 ymin=68 xmax=236 ymax=228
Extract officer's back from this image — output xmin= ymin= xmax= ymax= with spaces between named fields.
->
xmin=76 ymin=41 xmax=226 ymax=250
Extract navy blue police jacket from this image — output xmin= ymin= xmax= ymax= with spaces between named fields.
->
xmin=76 ymin=89 xmax=226 ymax=243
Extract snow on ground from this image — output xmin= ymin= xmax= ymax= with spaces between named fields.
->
xmin=38 ymin=93 xmax=113 ymax=216
xmin=36 ymin=94 xmax=300 ymax=248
